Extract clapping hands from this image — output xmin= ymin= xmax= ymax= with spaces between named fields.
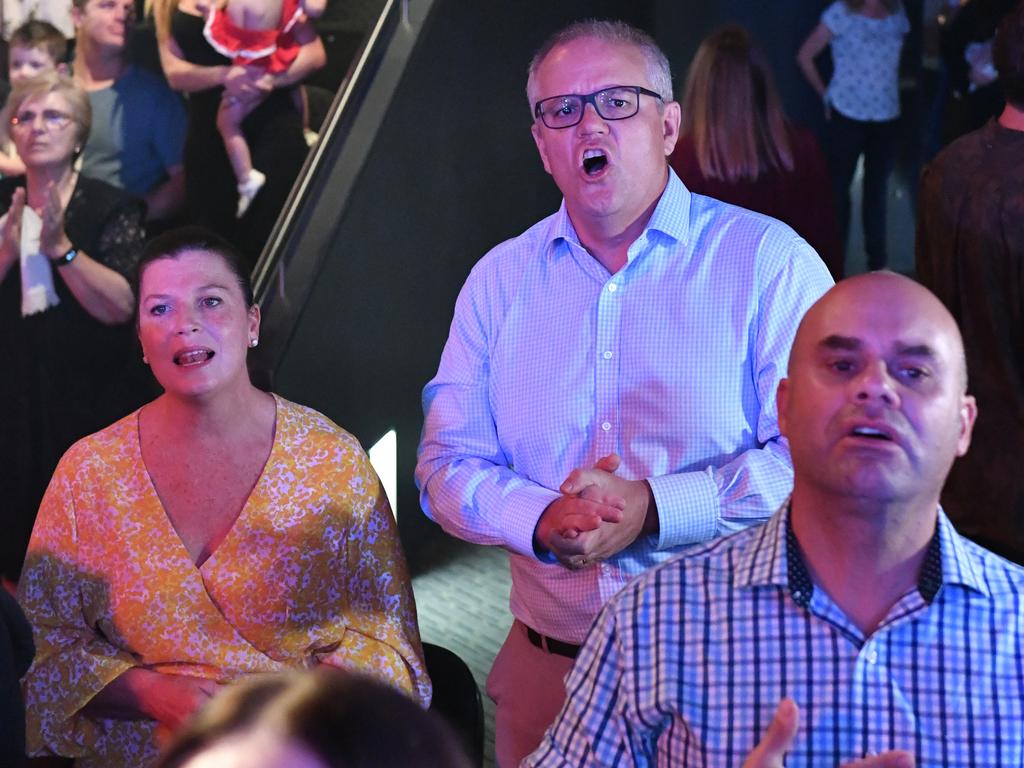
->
xmin=38 ymin=181 xmax=72 ymax=259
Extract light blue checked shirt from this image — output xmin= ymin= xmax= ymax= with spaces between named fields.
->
xmin=526 ymin=506 xmax=1024 ymax=767
xmin=416 ymin=171 xmax=833 ymax=642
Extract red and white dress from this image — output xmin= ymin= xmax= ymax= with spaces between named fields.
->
xmin=203 ymin=0 xmax=303 ymax=74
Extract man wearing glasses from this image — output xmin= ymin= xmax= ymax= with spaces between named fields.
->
xmin=416 ymin=20 xmax=833 ymax=766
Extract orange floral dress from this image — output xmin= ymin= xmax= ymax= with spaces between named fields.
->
xmin=18 ymin=394 xmax=430 ymax=767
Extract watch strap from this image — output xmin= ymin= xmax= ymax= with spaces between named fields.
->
xmin=52 ymin=246 xmax=78 ymax=267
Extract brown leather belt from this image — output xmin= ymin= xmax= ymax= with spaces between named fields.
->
xmin=525 ymin=626 xmax=581 ymax=659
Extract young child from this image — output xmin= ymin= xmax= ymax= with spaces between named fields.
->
xmin=1 ymin=21 xmax=68 ymax=177
xmin=203 ymin=0 xmax=325 ymax=217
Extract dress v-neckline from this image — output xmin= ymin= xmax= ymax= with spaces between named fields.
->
xmin=134 ymin=394 xmax=281 ymax=569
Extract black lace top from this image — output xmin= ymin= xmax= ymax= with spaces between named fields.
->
xmin=0 ymin=174 xmax=155 ymax=580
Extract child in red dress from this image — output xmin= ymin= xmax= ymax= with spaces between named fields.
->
xmin=202 ymin=0 xmax=324 ymax=216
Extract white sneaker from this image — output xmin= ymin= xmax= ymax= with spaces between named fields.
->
xmin=237 ymin=169 xmax=266 ymax=218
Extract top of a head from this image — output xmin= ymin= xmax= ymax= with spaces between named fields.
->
xmin=156 ymin=670 xmax=472 ymax=768
xmin=994 ymin=1 xmax=1024 ymax=107
xmin=133 ymin=226 xmax=255 ymax=325
xmin=525 ymin=19 xmax=673 ymax=111
xmin=2 ymin=71 xmax=91 ymax=147
xmin=8 ymin=19 xmax=68 ymax=62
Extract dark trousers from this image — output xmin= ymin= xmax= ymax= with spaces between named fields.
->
xmin=827 ymin=111 xmax=899 ymax=270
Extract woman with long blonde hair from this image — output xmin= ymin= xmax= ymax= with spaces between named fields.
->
xmin=671 ymin=26 xmax=841 ymax=277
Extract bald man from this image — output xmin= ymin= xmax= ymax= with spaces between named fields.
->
xmin=526 ymin=273 xmax=1024 ymax=768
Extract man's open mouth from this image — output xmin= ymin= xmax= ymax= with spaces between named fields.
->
xmin=582 ymin=149 xmax=608 ymax=176
xmin=849 ymin=426 xmax=893 ymax=441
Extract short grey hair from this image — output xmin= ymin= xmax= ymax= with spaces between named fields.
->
xmin=526 ymin=19 xmax=674 ymax=113
xmin=2 ymin=71 xmax=91 ymax=149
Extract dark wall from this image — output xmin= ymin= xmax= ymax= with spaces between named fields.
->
xmin=272 ymin=0 xmax=836 ymax=566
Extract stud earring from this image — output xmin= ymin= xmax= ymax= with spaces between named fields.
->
xmin=142 ymin=354 xmax=149 ymax=364
xmin=249 ymin=338 xmax=259 ymax=348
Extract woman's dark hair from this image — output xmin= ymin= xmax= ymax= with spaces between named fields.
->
xmin=156 ymin=670 xmax=472 ymax=768
xmin=133 ymin=226 xmax=255 ymax=326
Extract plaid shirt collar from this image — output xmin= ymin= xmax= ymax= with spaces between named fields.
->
xmin=734 ymin=500 xmax=991 ymax=606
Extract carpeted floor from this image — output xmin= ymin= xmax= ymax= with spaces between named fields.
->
xmin=413 ymin=536 xmax=512 ymax=767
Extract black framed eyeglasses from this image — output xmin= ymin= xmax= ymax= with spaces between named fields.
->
xmin=533 ymin=85 xmax=664 ymax=129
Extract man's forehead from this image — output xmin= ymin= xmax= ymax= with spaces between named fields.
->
xmin=814 ymin=333 xmax=942 ymax=360
xmin=538 ymin=38 xmax=647 ymax=83
xmin=85 ymin=0 xmax=131 ymax=10
xmin=806 ymin=276 xmax=956 ymax=340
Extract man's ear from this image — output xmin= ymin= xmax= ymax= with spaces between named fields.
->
xmin=777 ymin=378 xmax=791 ymax=439
xmin=661 ymin=100 xmax=681 ymax=156
xmin=955 ymin=394 xmax=977 ymax=457
xmin=531 ymin=122 xmax=552 ymax=176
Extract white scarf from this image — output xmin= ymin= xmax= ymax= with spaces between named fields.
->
xmin=0 ymin=205 xmax=61 ymax=316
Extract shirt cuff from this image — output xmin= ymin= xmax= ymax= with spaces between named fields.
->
xmin=499 ymin=484 xmax=562 ymax=559
xmin=648 ymin=469 xmax=720 ymax=549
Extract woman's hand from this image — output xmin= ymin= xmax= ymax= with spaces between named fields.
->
xmin=136 ymin=671 xmax=222 ymax=732
xmin=85 ymin=667 xmax=224 ymax=737
xmin=38 ymin=182 xmax=72 ymax=261
xmin=0 ymin=187 xmax=25 ymax=272
xmin=224 ymin=65 xmax=272 ymax=109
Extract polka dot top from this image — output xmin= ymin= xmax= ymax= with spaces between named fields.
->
xmin=823 ymin=1 xmax=910 ymax=121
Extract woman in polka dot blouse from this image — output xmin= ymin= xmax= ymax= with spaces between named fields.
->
xmin=797 ymin=0 xmax=910 ymax=271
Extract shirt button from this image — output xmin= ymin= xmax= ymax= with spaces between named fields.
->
xmin=866 ymin=649 xmax=878 ymax=665
xmin=607 ymin=283 xmax=618 ymax=293
xmin=602 ymin=350 xmax=613 ymax=359
xmin=601 ymin=421 xmax=611 ymax=431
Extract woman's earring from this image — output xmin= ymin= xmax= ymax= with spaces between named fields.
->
xmin=249 ymin=338 xmax=259 ymax=348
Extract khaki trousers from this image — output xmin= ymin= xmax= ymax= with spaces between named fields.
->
xmin=486 ymin=620 xmax=576 ymax=767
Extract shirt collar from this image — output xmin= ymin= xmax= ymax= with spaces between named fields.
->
xmin=541 ymin=168 xmax=692 ymax=257
xmin=735 ymin=502 xmax=990 ymax=605
xmin=934 ymin=507 xmax=991 ymax=597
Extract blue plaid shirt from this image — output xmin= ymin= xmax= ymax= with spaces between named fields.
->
xmin=417 ymin=171 xmax=833 ymax=642
xmin=526 ymin=506 xmax=1024 ymax=766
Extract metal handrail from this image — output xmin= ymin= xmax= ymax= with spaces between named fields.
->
xmin=247 ymin=0 xmax=431 ymax=383
xmin=251 ymin=0 xmax=400 ymax=302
